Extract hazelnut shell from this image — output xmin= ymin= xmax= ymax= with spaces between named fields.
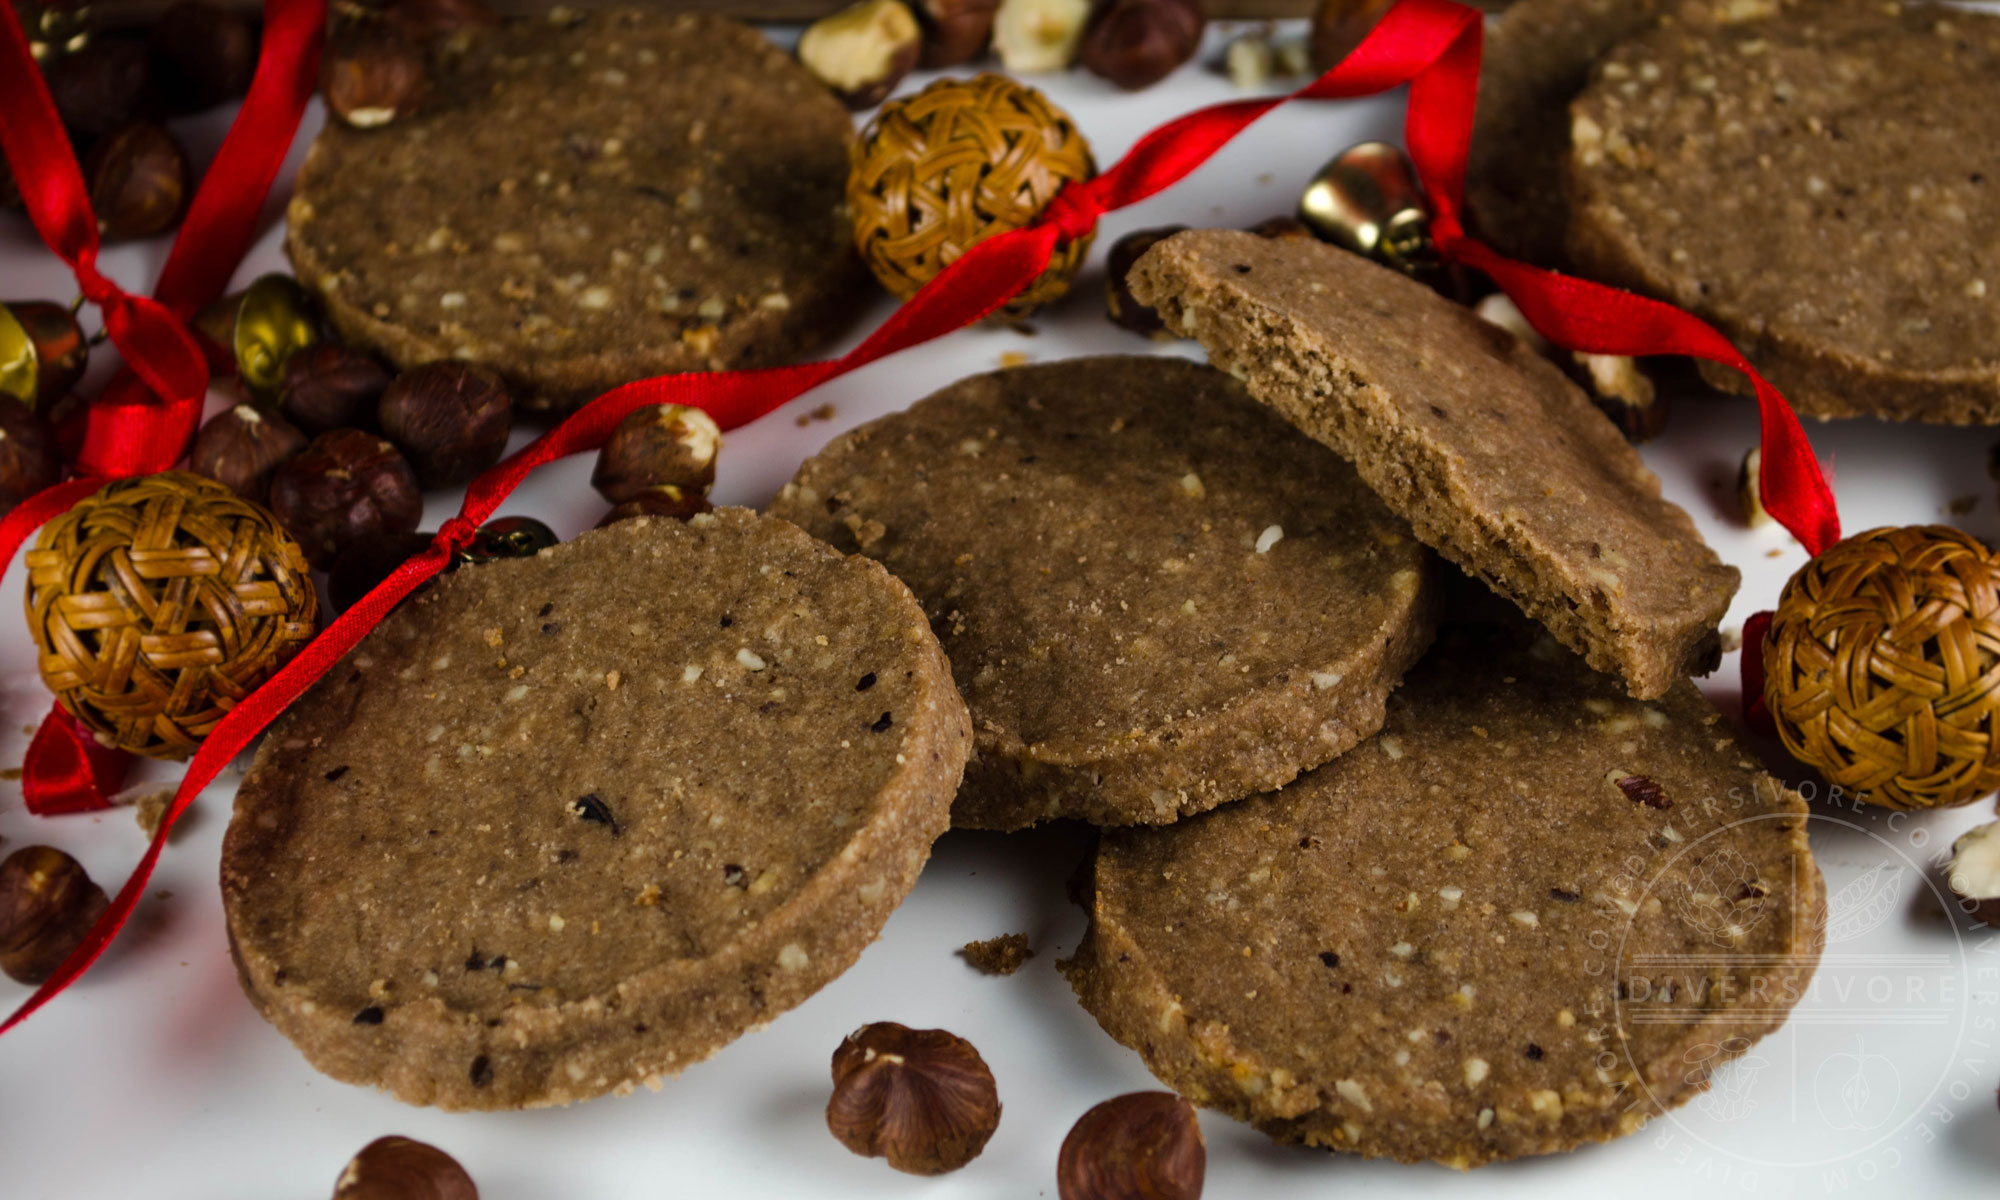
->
xmin=189 ymin=404 xmax=309 ymax=505
xmin=378 ymin=361 xmax=514 ymax=489
xmin=917 ymin=0 xmax=996 ymax=67
xmin=268 ymin=428 xmax=424 ymax=568
xmin=1080 ymin=0 xmax=1204 ymax=91
xmin=282 ymin=344 xmax=394 ymax=436
xmin=150 ymin=1 xmax=259 ymax=112
xmin=322 ymin=29 xmax=427 ymax=130
xmin=827 ymin=1022 xmax=1001 ymax=1175
xmin=1056 ymin=1091 xmax=1206 ymax=1200
xmin=1104 ymin=225 xmax=1187 ymax=337
xmin=0 ymin=845 xmax=109 ymax=986
xmin=45 ymin=36 xmax=155 ymax=139
xmin=333 ymin=1135 xmax=479 ymax=1200
xmin=0 ymin=396 xmax=65 ymax=514
xmin=590 ymin=403 xmax=721 ymax=504
xmin=1310 ymin=0 xmax=1397 ymax=73
xmin=799 ymin=0 xmax=922 ymax=110
xmin=83 ymin=121 xmax=193 ymax=242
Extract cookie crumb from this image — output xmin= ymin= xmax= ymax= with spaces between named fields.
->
xmin=794 ymin=402 xmax=838 ymax=427
xmin=127 ymin=786 xmax=181 ymax=840
xmin=959 ymin=932 xmax=1034 ymax=976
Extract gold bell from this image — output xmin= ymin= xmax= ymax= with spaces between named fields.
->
xmin=0 ymin=300 xmax=90 ymax=412
xmin=1298 ymin=141 xmax=1437 ymax=277
xmin=193 ymin=274 xmax=321 ymax=405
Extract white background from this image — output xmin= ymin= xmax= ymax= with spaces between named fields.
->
xmin=4 ymin=17 xmax=2000 ymax=1199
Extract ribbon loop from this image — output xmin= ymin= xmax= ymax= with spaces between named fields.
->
xmin=1042 ymin=180 xmax=1107 ymax=244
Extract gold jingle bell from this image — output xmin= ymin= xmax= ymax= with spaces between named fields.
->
xmin=1298 ymin=141 xmax=1437 ymax=278
xmin=193 ymin=274 xmax=321 ymax=405
xmin=0 ymin=300 xmax=90 ymax=411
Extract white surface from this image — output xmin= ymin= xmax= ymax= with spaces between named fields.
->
xmin=4 ymin=21 xmax=2000 ymax=1200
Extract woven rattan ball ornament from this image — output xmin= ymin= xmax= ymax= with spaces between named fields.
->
xmin=25 ymin=471 xmax=318 ymax=760
xmin=848 ymin=73 xmax=1096 ymax=315
xmin=1764 ymin=525 xmax=2000 ymax=810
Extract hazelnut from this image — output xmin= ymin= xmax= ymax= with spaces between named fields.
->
xmin=1080 ymin=0 xmax=1203 ymax=91
xmin=45 ymin=391 xmax=89 ymax=462
xmin=826 ymin=1021 xmax=1001 ymax=1175
xmin=283 ymin=344 xmax=394 ymax=436
xmin=0 ymin=396 xmax=64 ymax=513
xmin=993 ymin=0 xmax=1090 ymax=73
xmin=322 ymin=29 xmax=427 ymax=130
xmin=1104 ymin=225 xmax=1187 ymax=338
xmin=44 ymin=36 xmax=155 ymax=140
xmin=1224 ymin=35 xmax=1274 ymax=90
xmin=1948 ymin=821 xmax=2000 ymax=930
xmin=378 ymin=361 xmax=513 ymax=489
xmin=1056 ymin=1092 xmax=1206 ymax=1200
xmin=800 ymin=0 xmax=922 ymax=110
xmin=916 ymin=0 xmax=996 ymax=67
xmin=332 ymin=1135 xmax=478 ymax=1200
xmin=1737 ymin=446 xmax=1772 ymax=529
xmin=1246 ymin=215 xmax=1314 ymax=242
xmin=269 ymin=429 xmax=423 ymax=567
xmin=385 ymin=0 xmax=499 ymax=41
xmin=1311 ymin=0 xmax=1397 ymax=73
xmin=83 ymin=121 xmax=192 ymax=242
xmin=0 ymin=845 xmax=109 ymax=986
xmin=596 ymin=486 xmax=715 ymax=528
xmin=1573 ymin=353 xmax=1668 ymax=442
xmin=1473 ymin=292 xmax=1551 ymax=355
xmin=190 ymin=404 xmax=309 ymax=505
xmin=591 ymin=403 xmax=721 ymax=504
xmin=327 ymin=531 xmax=439 ymax=614
xmin=149 ymin=1 xmax=259 ymax=113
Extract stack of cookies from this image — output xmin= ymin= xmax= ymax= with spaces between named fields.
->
xmin=1469 ymin=0 xmax=2000 ymax=423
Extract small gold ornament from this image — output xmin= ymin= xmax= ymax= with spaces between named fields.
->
xmin=25 ymin=471 xmax=318 ymax=759
xmin=1298 ymin=141 xmax=1436 ymax=277
xmin=1764 ymin=525 xmax=2000 ymax=810
xmin=193 ymin=274 xmax=321 ymax=405
xmin=14 ymin=0 xmax=92 ymax=60
xmin=848 ymin=74 xmax=1096 ymax=316
xmin=457 ymin=516 xmax=559 ymax=566
xmin=0 ymin=300 xmax=89 ymax=411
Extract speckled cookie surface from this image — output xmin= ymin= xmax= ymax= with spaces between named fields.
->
xmin=285 ymin=10 xmax=865 ymax=417
xmin=1130 ymin=231 xmax=1738 ymax=701
xmin=1565 ymin=0 xmax=2000 ymax=422
xmin=770 ymin=357 xmax=1439 ymax=830
xmin=222 ymin=510 xmax=970 ymax=1110
xmin=1065 ymin=617 xmax=1823 ymax=1167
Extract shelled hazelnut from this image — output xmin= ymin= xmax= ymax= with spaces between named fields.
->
xmin=269 ymin=429 xmax=423 ymax=567
xmin=377 ymin=361 xmax=513 ymax=489
xmin=44 ymin=36 xmax=155 ymax=140
xmin=596 ymin=487 xmax=714 ymax=528
xmin=150 ymin=1 xmax=259 ymax=112
xmin=322 ymin=29 xmax=427 ymax=130
xmin=826 ymin=1022 xmax=1001 ymax=1175
xmin=799 ymin=0 xmax=922 ymax=110
xmin=1080 ymin=0 xmax=1203 ymax=91
xmin=1948 ymin=821 xmax=2000 ymax=930
xmin=0 ymin=845 xmax=108 ymax=986
xmin=283 ymin=344 xmax=395 ymax=436
xmin=1104 ymin=225 xmax=1187 ymax=338
xmin=916 ymin=0 xmax=996 ymax=67
xmin=1737 ymin=447 xmax=1772 ymax=530
xmin=1575 ymin=353 xmax=1668 ymax=442
xmin=591 ymin=403 xmax=721 ymax=504
xmin=83 ymin=121 xmax=192 ymax=242
xmin=332 ymin=1135 xmax=479 ymax=1200
xmin=190 ymin=404 xmax=308 ymax=505
xmin=993 ymin=0 xmax=1090 ymax=73
xmin=1056 ymin=1092 xmax=1205 ymax=1200
xmin=0 ymin=396 xmax=64 ymax=514
xmin=1224 ymin=34 xmax=1273 ymax=90
xmin=1311 ymin=0 xmax=1396 ymax=72
xmin=385 ymin=0 xmax=499 ymax=41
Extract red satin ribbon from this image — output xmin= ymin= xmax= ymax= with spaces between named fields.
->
xmin=0 ymin=0 xmax=326 ymax=815
xmin=0 ymin=0 xmax=1840 ymax=1033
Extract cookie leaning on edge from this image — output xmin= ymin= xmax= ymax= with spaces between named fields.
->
xmin=222 ymin=510 xmax=971 ymax=1110
xmin=1565 ymin=0 xmax=2000 ymax=423
xmin=1064 ymin=616 xmax=1823 ymax=1167
xmin=1130 ymin=231 xmax=1738 ymax=700
xmin=286 ymin=10 xmax=867 ymax=418
xmin=771 ymin=357 xmax=1440 ymax=830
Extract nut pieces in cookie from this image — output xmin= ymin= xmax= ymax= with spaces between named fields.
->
xmin=1057 ymin=1091 xmax=1205 ymax=1200
xmin=798 ymin=0 xmax=922 ymax=110
xmin=269 ymin=429 xmax=423 ymax=568
xmin=332 ymin=1135 xmax=478 ymax=1200
xmin=0 ymin=845 xmax=109 ymax=986
xmin=826 ymin=1022 xmax=1001 ymax=1175
xmin=1949 ymin=821 xmax=2000 ymax=929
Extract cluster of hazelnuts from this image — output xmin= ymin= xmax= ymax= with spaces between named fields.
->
xmin=795 ymin=0 xmax=1400 ymax=113
xmin=0 ymin=0 xmax=260 ymax=241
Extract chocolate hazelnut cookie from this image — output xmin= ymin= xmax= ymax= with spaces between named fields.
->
xmin=1064 ymin=615 xmax=1823 ymax=1167
xmin=770 ymin=357 xmax=1440 ymax=830
xmin=285 ymin=10 xmax=867 ymax=418
xmin=222 ymin=510 xmax=970 ymax=1109
xmin=1130 ymin=231 xmax=1738 ymax=700
xmin=1565 ymin=0 xmax=2000 ymax=422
